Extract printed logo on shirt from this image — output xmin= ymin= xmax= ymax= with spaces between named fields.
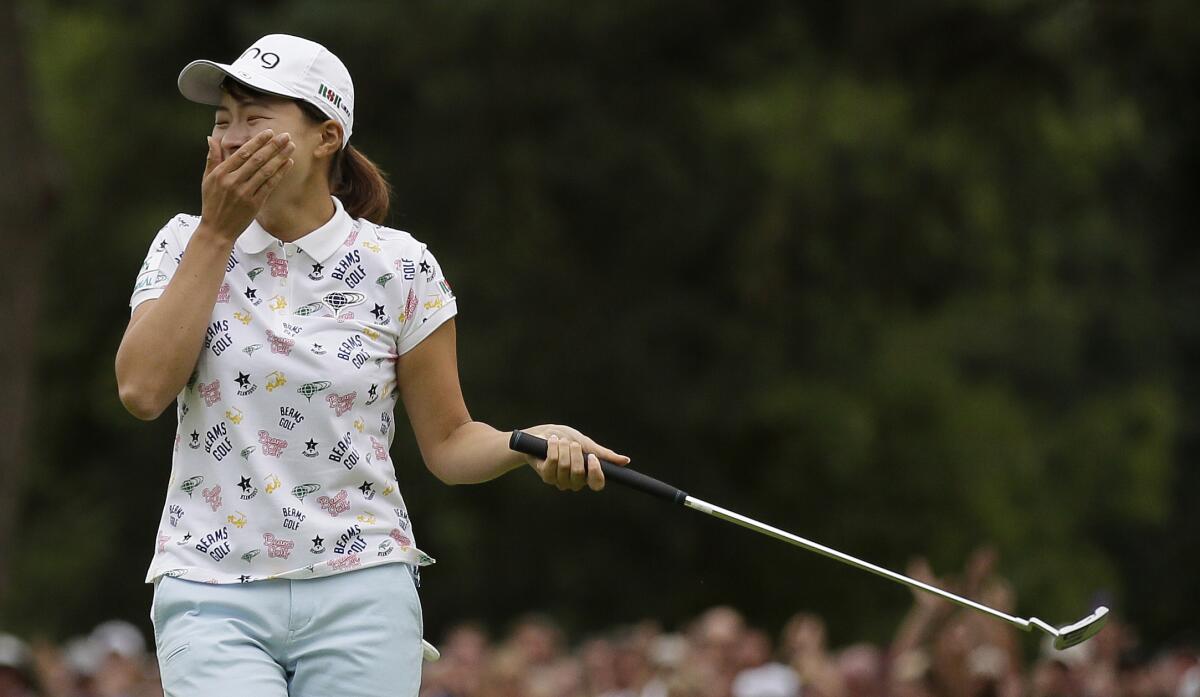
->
xmin=176 ymin=532 xmax=192 ymax=546
xmin=292 ymin=483 xmax=321 ymax=501
xmin=240 ymin=446 xmax=256 ymax=460
xmin=310 ymin=535 xmax=326 ymax=554
xmin=248 ymin=266 xmax=265 ymax=281
xmin=381 ymin=411 xmax=392 ymax=436
xmin=302 ymin=438 xmax=319 ymax=458
xmin=264 ymin=474 xmax=282 ymax=494
xmin=326 ymin=391 xmax=356 ymax=417
xmin=358 ymin=480 xmax=375 ymax=500
xmin=396 ymin=257 xmax=416 ymax=280
xmin=243 ymin=342 xmax=262 ymax=356
xmin=282 ymin=506 xmax=306 ymax=531
xmin=365 ymin=383 xmax=380 ymax=406
xmin=376 ymin=272 xmax=395 ymax=288
xmin=337 ymin=335 xmax=369 ymax=369
xmin=265 ymin=371 xmax=287 ymax=391
xmin=263 ymin=532 xmax=294 ymax=559
xmin=400 ymin=287 xmax=417 ymax=324
xmin=169 ymin=505 xmax=184 ymax=527
xmin=257 ymin=429 xmax=288 ymax=457
xmin=242 ymin=549 xmax=261 ymax=563
xmin=298 ymin=380 xmax=332 ymax=402
xmin=377 ymin=538 xmax=394 ymax=557
xmin=227 ymin=511 xmax=247 ymax=528
xmin=195 ymin=525 xmax=231 ymax=562
xmin=198 ymin=379 xmax=223 ymax=407
xmin=204 ymin=421 xmax=232 ymax=461
xmin=234 ymin=311 xmax=252 ymax=325
xmin=329 ymin=431 xmax=360 ymax=470
xmin=308 ymin=262 xmax=325 ymax=281
xmin=225 ymin=406 xmax=244 ymax=424
xmin=266 ymin=330 xmax=295 ymax=356
xmin=266 ymin=250 xmax=288 ymax=277
xmin=216 ymin=282 xmax=231 ymax=303
xmin=202 ymin=485 xmax=223 ymax=511
xmin=318 ymin=490 xmax=351 ymax=517
xmin=238 ymin=475 xmax=259 ymax=500
xmin=180 ymin=475 xmax=204 ymax=498
xmin=283 ymin=321 xmax=303 ymax=337
xmin=188 ymin=430 xmax=201 ymax=449
xmin=226 ymin=251 xmax=238 ymax=273
xmin=269 ymin=294 xmax=288 ymax=312
xmin=321 ymin=291 xmax=365 ymax=315
xmin=235 ymin=371 xmax=258 ymax=396
xmin=244 ymin=286 xmax=262 ymax=305
xmin=203 ymin=320 xmax=233 ymax=356
xmin=295 ymin=301 xmax=325 ymax=317
xmin=333 ymin=524 xmax=365 ymax=554
xmin=331 ymin=250 xmax=365 ymax=288
xmin=370 ymin=436 xmax=389 ymax=462
xmin=328 ymin=553 xmax=361 ymax=571
xmin=395 ymin=507 xmax=410 ymax=530
xmin=390 ymin=528 xmax=411 ymax=548
xmin=279 ymin=406 xmax=305 ymax=431
xmin=311 ymin=343 xmax=327 ymax=355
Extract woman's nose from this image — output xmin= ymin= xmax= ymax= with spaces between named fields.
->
xmin=219 ymin=125 xmax=255 ymax=158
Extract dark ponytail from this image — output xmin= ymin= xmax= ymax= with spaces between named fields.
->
xmin=328 ymin=145 xmax=392 ymax=225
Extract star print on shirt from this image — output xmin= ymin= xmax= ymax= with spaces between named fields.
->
xmin=238 ymin=575 xmax=251 ymax=583
xmin=305 ymin=438 xmax=318 ymax=450
xmin=238 ymin=476 xmax=253 ymax=493
xmin=245 ymin=287 xmax=257 ymax=300
xmin=312 ymin=535 xmax=324 ymax=547
xmin=371 ymin=304 xmax=386 ymax=321
xmin=312 ymin=262 xmax=324 ymax=274
xmin=419 ymin=260 xmax=431 ymax=274
xmin=359 ymin=481 xmax=374 ymax=496
xmin=190 ymin=430 xmax=199 ymax=441
xmin=235 ymin=372 xmax=251 ymax=388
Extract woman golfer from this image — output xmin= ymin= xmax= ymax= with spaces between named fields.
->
xmin=115 ymin=33 xmax=629 ymax=697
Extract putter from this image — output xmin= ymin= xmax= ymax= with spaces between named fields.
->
xmin=509 ymin=430 xmax=1109 ymax=649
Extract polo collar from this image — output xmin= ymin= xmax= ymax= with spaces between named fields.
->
xmin=235 ymin=196 xmax=354 ymax=264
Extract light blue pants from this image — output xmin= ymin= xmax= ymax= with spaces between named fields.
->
xmin=150 ymin=562 xmax=424 ymax=697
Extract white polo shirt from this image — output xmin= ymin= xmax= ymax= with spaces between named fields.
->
xmin=130 ymin=196 xmax=456 ymax=584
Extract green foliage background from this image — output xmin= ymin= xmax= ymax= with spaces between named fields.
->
xmin=7 ymin=0 xmax=1198 ymax=649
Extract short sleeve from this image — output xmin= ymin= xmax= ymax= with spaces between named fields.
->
xmin=129 ymin=215 xmax=186 ymax=314
xmin=395 ymin=245 xmax=458 ymax=355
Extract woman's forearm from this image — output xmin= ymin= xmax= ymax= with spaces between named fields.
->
xmin=115 ymin=222 xmax=234 ymax=420
xmin=428 ymin=421 xmax=528 ymax=485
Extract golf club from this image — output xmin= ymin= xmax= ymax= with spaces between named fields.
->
xmin=509 ymin=430 xmax=1109 ymax=650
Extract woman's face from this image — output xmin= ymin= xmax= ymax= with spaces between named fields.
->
xmin=212 ymin=88 xmax=336 ymax=195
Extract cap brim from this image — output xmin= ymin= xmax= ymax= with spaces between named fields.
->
xmin=177 ymin=59 xmax=301 ymax=105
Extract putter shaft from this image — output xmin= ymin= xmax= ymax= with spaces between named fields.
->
xmin=508 ymin=430 xmax=1108 ymax=648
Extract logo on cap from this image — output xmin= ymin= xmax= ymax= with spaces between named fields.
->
xmin=318 ymin=83 xmax=351 ymax=120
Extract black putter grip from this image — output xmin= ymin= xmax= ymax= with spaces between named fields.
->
xmin=509 ymin=430 xmax=688 ymax=505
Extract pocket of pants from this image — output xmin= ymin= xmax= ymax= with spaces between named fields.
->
xmin=161 ymin=641 xmax=191 ymax=666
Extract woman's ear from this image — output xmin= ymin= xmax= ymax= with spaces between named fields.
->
xmin=314 ymin=120 xmax=344 ymax=159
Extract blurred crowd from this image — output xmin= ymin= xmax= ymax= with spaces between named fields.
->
xmin=1 ymin=550 xmax=1196 ymax=697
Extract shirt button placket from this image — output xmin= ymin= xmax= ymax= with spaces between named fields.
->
xmin=278 ymin=241 xmax=292 ymax=324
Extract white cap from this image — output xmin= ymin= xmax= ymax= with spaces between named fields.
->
xmin=178 ymin=34 xmax=354 ymax=148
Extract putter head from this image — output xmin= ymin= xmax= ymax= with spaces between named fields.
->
xmin=1031 ymin=606 xmax=1109 ymax=650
